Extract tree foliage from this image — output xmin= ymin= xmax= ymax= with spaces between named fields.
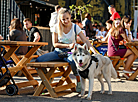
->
xmin=69 ymin=4 xmax=93 ymax=21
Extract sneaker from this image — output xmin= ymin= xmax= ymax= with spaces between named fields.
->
xmin=123 ymin=73 xmax=129 ymax=79
xmin=123 ymin=70 xmax=135 ymax=74
xmin=76 ymin=82 xmax=81 ymax=92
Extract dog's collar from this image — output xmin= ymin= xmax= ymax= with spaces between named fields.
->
xmin=78 ymin=56 xmax=99 ymax=71
xmin=78 ymin=56 xmax=99 ymax=79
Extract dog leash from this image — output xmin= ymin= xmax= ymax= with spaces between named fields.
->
xmin=111 ymin=36 xmax=118 ymax=51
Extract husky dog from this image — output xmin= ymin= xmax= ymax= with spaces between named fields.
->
xmin=72 ymin=44 xmax=117 ymax=100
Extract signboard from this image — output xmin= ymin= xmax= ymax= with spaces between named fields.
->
xmin=134 ymin=10 xmax=138 ymax=38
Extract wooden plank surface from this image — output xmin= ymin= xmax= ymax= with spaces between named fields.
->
xmin=127 ymin=45 xmax=138 ymax=57
xmin=16 ymin=80 xmax=38 ymax=88
xmin=1 ymin=66 xmax=23 ymax=73
xmin=0 ymin=40 xmax=48 ymax=46
xmin=18 ymin=55 xmax=39 ymax=59
xmin=27 ymin=62 xmax=69 ymax=68
xmin=126 ymin=41 xmax=138 ymax=46
xmin=54 ymin=83 xmax=76 ymax=92
xmin=108 ymin=56 xmax=121 ymax=59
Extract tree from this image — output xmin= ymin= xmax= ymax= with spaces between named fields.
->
xmin=69 ymin=4 xmax=93 ymax=21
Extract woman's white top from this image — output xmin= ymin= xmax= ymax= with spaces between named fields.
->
xmin=53 ymin=23 xmax=82 ymax=51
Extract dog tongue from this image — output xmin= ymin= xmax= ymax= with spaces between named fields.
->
xmin=79 ymin=63 xmax=83 ymax=66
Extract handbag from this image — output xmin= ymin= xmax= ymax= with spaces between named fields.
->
xmin=111 ymin=36 xmax=126 ymax=51
xmin=118 ymin=45 xmax=126 ymax=49
xmin=58 ymin=49 xmax=72 ymax=58
xmin=36 ymin=49 xmax=49 ymax=56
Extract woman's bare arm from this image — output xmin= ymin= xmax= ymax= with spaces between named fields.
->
xmin=101 ymin=29 xmax=112 ymax=42
xmin=121 ymin=33 xmax=131 ymax=43
xmin=78 ymin=31 xmax=97 ymax=54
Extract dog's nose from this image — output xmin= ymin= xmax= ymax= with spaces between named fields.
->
xmin=79 ymin=60 xmax=82 ymax=63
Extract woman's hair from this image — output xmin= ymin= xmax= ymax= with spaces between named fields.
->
xmin=106 ymin=20 xmax=113 ymax=25
xmin=55 ymin=5 xmax=61 ymax=11
xmin=111 ymin=19 xmax=122 ymax=39
xmin=121 ymin=15 xmax=132 ymax=28
xmin=85 ymin=13 xmax=91 ymax=18
xmin=23 ymin=18 xmax=32 ymax=23
xmin=58 ymin=8 xmax=71 ymax=36
xmin=99 ymin=26 xmax=104 ymax=31
xmin=10 ymin=18 xmax=23 ymax=32
xmin=108 ymin=5 xmax=115 ymax=8
xmin=112 ymin=18 xmax=121 ymax=29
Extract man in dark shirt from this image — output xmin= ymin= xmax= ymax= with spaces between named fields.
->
xmin=23 ymin=18 xmax=42 ymax=42
xmin=82 ymin=13 xmax=94 ymax=39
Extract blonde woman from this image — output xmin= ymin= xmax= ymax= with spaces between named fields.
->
xmin=36 ymin=8 xmax=97 ymax=92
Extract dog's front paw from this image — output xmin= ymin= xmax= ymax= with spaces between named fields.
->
xmin=78 ymin=94 xmax=84 ymax=97
xmin=100 ymin=90 xmax=105 ymax=94
xmin=86 ymin=96 xmax=91 ymax=100
xmin=81 ymin=91 xmax=85 ymax=96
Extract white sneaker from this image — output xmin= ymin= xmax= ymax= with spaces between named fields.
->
xmin=123 ymin=70 xmax=135 ymax=74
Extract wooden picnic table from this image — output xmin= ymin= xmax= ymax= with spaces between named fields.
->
xmin=126 ymin=41 xmax=138 ymax=80
xmin=0 ymin=40 xmax=48 ymax=91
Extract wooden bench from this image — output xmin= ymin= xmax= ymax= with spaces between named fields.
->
xmin=17 ymin=55 xmax=39 ymax=76
xmin=27 ymin=61 xmax=76 ymax=97
xmin=108 ymin=56 xmax=125 ymax=77
xmin=109 ymin=56 xmax=125 ymax=69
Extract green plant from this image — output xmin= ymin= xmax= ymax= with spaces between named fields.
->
xmin=69 ymin=4 xmax=93 ymax=21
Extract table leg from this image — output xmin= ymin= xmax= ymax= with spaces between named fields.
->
xmin=126 ymin=45 xmax=138 ymax=80
xmin=36 ymin=68 xmax=58 ymax=97
xmin=112 ymin=59 xmax=119 ymax=67
xmin=128 ymin=69 xmax=138 ymax=80
xmin=33 ymin=82 xmax=45 ymax=96
xmin=3 ymin=45 xmax=41 ymax=89
xmin=4 ymin=46 xmax=19 ymax=60
xmin=127 ymin=45 xmax=138 ymax=57
xmin=57 ymin=65 xmax=76 ymax=92
xmin=16 ymin=46 xmax=40 ymax=66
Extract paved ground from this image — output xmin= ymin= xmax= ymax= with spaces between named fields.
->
xmin=0 ymin=60 xmax=138 ymax=102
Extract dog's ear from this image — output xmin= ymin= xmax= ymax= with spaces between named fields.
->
xmin=73 ymin=44 xmax=78 ymax=51
xmin=83 ymin=43 xmax=88 ymax=51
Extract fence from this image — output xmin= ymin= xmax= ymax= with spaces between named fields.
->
xmin=0 ymin=0 xmax=25 ymax=39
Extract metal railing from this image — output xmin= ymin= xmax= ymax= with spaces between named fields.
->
xmin=0 ymin=0 xmax=25 ymax=39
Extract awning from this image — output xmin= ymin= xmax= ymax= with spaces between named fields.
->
xmin=31 ymin=0 xmax=55 ymax=7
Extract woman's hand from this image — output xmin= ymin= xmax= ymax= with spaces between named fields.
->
xmin=68 ymin=43 xmax=75 ymax=49
xmin=125 ymin=22 xmax=131 ymax=33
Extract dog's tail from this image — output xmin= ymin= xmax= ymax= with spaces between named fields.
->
xmin=111 ymin=63 xmax=117 ymax=78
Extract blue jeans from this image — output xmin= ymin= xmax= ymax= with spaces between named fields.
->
xmin=36 ymin=48 xmax=78 ymax=76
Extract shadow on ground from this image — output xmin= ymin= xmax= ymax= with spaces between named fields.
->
xmin=0 ymin=87 xmax=138 ymax=102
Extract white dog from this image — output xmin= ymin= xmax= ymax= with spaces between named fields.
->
xmin=72 ymin=44 xmax=117 ymax=100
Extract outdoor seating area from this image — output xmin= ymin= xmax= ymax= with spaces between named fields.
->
xmin=0 ymin=40 xmax=138 ymax=101
xmin=1 ymin=0 xmax=138 ymax=101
